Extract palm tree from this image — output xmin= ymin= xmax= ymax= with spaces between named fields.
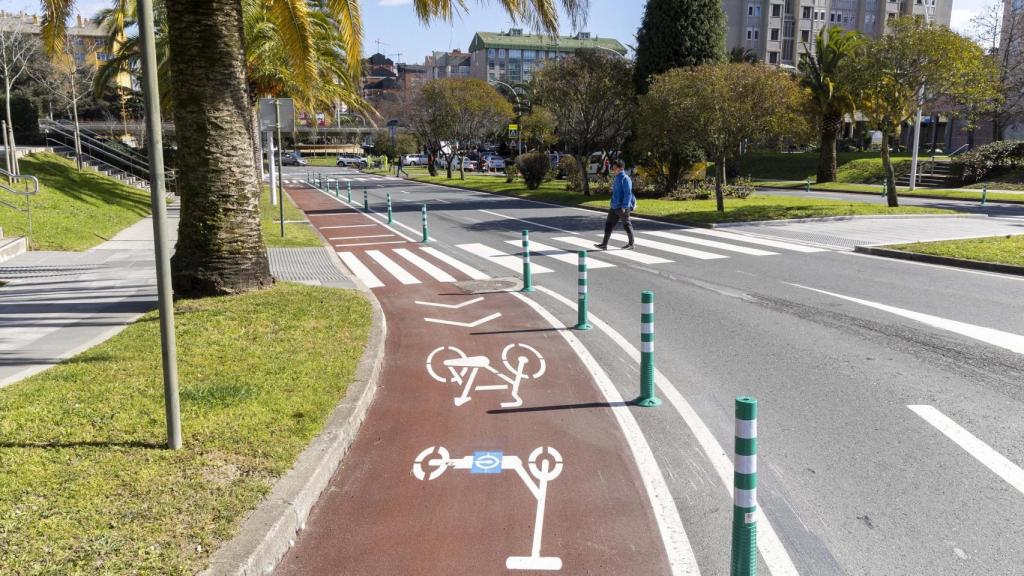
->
xmin=42 ymin=0 xmax=584 ymax=296
xmin=798 ymin=26 xmax=863 ymax=184
xmin=728 ymin=47 xmax=758 ymax=64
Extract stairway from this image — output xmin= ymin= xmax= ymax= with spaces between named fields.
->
xmin=49 ymin=145 xmax=149 ymax=190
xmin=895 ymin=160 xmax=953 ymax=189
xmin=0 ymin=226 xmax=27 ymax=263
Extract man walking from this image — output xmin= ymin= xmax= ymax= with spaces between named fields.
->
xmin=396 ymin=155 xmax=409 ymax=177
xmin=594 ymin=159 xmax=635 ymax=250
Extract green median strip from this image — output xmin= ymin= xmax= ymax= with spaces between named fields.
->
xmin=887 ymin=235 xmax=1024 ymax=268
xmin=261 ymin=187 xmax=323 ymax=248
xmin=1 ymin=152 xmax=151 ymax=251
xmin=0 ymin=283 xmax=372 ymax=574
xmin=758 ymin=181 xmax=1024 ymax=203
xmin=400 ymin=169 xmax=950 ymax=225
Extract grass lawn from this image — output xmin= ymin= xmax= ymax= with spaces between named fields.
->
xmin=0 ymin=283 xmax=372 ymax=574
xmin=888 ymin=235 xmax=1024 ymax=267
xmin=735 ymin=150 xmax=925 ymax=181
xmin=261 ymin=187 xmax=323 ymax=247
xmin=0 ymin=152 xmax=151 ymax=250
xmin=403 ymin=168 xmax=950 ymax=225
xmin=304 ymin=157 xmax=336 ymax=167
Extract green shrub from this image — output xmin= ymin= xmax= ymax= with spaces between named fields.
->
xmin=515 ymin=152 xmax=550 ymax=189
xmin=836 ymin=158 xmax=912 ymax=184
xmin=950 ymin=140 xmax=1024 ymax=183
xmin=669 ymin=178 xmax=754 ymax=200
xmin=559 ymin=155 xmax=583 ymax=191
xmin=1 ymin=96 xmax=41 ymax=145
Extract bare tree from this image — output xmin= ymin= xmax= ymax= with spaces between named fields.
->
xmin=971 ymin=1 xmax=1024 ymax=140
xmin=29 ymin=40 xmax=99 ymax=170
xmin=0 ymin=20 xmax=39 ymax=176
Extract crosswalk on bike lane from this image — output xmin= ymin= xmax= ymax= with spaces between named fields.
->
xmin=274 ymin=184 xmax=695 ymax=575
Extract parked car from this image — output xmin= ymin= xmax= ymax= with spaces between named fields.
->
xmin=280 ymin=150 xmax=307 ymax=166
xmin=336 ymin=154 xmax=368 ymax=168
xmin=480 ymin=154 xmax=506 ymax=170
xmin=402 ymin=154 xmax=429 ymax=166
xmin=435 ymin=156 xmax=478 ymax=172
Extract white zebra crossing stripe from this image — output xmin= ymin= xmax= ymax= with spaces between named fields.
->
xmin=420 ymin=247 xmax=490 ymax=280
xmin=320 ymin=224 xmax=377 ymax=230
xmin=457 ymin=243 xmax=554 ymax=274
xmin=552 ymin=236 xmax=673 ymax=265
xmin=393 ymin=248 xmax=457 ymax=282
xmin=606 ymin=233 xmax=726 ymax=260
xmin=337 ymin=252 xmax=383 ymax=288
xmin=366 ymin=250 xmax=421 ymax=285
xmin=502 ymin=240 xmax=615 ymax=268
xmin=328 ymin=234 xmax=394 ymax=240
xmin=643 ymin=230 xmax=778 ymax=256
xmin=685 ymin=229 xmax=826 ymax=253
xmin=332 ymin=241 xmax=407 ymax=247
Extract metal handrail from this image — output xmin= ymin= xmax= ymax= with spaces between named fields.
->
xmin=44 ymin=127 xmax=151 ymax=181
xmin=54 ymin=120 xmax=152 ymax=166
xmin=45 ymin=137 xmax=177 ymax=195
xmin=948 ymin=144 xmax=970 ymax=157
xmin=0 ymin=166 xmax=38 ymax=236
xmin=43 ymin=121 xmax=151 ymax=175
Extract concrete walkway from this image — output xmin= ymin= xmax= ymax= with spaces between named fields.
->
xmin=0 ymin=208 xmax=350 ymax=389
xmin=716 ymin=214 xmax=1024 ymax=250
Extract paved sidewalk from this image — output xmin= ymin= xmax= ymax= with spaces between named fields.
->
xmin=0 ymin=208 xmax=349 ymax=389
xmin=717 ymin=215 xmax=1024 ymax=250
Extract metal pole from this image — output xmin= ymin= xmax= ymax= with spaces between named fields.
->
xmin=981 ymin=185 xmax=988 ymax=206
xmin=347 ymin=181 xmax=352 ymax=203
xmin=909 ymin=101 xmax=924 ymax=191
xmin=266 ymin=131 xmax=278 ymax=206
xmin=363 ymin=188 xmax=368 ymax=212
xmin=521 ymin=229 xmax=534 ymax=292
xmin=138 ymin=0 xmax=181 ymax=450
xmin=575 ymin=250 xmax=591 ymax=330
xmin=275 ymin=100 xmax=284 ymax=237
xmin=731 ymin=396 xmax=758 ymax=576
xmin=635 ymin=290 xmax=660 ymax=407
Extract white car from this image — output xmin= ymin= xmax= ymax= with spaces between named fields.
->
xmin=336 ymin=155 xmax=368 ymax=168
xmin=481 ymin=155 xmax=506 ymax=170
xmin=402 ymin=154 xmax=429 ymax=166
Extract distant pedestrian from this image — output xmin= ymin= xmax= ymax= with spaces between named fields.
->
xmin=396 ymin=156 xmax=409 ymax=177
xmin=594 ymin=159 xmax=635 ymax=250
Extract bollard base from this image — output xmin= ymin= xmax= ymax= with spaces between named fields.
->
xmin=634 ymin=396 xmax=662 ymax=407
xmin=521 ymin=286 xmax=536 ymax=293
xmin=573 ymin=322 xmax=592 ymax=331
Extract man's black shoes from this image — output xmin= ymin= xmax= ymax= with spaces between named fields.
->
xmin=593 ymin=243 xmax=607 ymax=250
xmin=622 ymin=244 xmax=635 ymax=250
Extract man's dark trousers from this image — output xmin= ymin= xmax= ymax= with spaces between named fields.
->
xmin=600 ymin=208 xmax=634 ymax=246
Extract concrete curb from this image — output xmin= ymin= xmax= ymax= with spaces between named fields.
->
xmin=200 ymin=216 xmax=387 ymax=576
xmin=709 ymin=213 xmax=985 ymax=228
xmin=854 ymin=245 xmax=1024 ymax=276
xmin=758 ymin=185 xmax=1024 ymax=205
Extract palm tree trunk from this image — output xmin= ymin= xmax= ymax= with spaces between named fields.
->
xmin=880 ymin=132 xmax=899 ymax=207
xmin=816 ymin=113 xmax=842 ymax=183
xmin=166 ymin=0 xmax=272 ymax=296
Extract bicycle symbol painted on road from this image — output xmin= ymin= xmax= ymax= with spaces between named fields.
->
xmin=413 ymin=446 xmax=564 ymax=571
xmin=426 ymin=344 xmax=546 ymax=408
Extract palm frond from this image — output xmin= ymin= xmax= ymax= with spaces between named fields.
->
xmin=264 ymin=0 xmax=318 ymax=91
xmin=325 ymin=0 xmax=363 ymax=79
xmin=40 ymin=0 xmax=75 ymax=57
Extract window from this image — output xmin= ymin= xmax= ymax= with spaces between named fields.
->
xmin=755 ymin=5 xmax=762 ymax=15
xmin=488 ymin=48 xmax=496 ymax=57
xmin=498 ymin=49 xmax=506 ymax=58
xmin=509 ymin=49 xmax=521 ymax=59
xmin=749 ymin=4 xmax=755 ymax=15
xmin=747 ymin=27 xmax=754 ymax=39
xmin=800 ymin=29 xmax=810 ymax=42
xmin=802 ymin=6 xmax=812 ymax=18
xmin=769 ymin=51 xmax=779 ymax=63
xmin=523 ymin=50 xmax=536 ymax=59
xmin=771 ymin=3 xmax=781 ymax=16
xmin=770 ymin=28 xmax=780 ymax=40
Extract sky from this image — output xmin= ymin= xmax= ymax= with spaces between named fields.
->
xmin=7 ymin=0 xmax=994 ymax=65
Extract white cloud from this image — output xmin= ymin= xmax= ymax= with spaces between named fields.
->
xmin=949 ymin=8 xmax=978 ymax=33
xmin=378 ymin=0 xmax=413 ymax=6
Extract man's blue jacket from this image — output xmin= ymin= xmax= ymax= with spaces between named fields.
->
xmin=610 ymin=171 xmax=636 ymax=210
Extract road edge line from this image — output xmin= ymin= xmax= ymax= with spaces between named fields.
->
xmin=200 ymin=277 xmax=387 ymax=576
xmin=511 ymin=291 xmax=701 ymax=576
xmin=534 ymin=285 xmax=800 ymax=576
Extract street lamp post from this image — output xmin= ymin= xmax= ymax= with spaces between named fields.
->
xmin=491 ymin=80 xmax=522 ymax=157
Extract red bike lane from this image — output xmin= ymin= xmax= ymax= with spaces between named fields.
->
xmin=274 ymin=183 xmax=677 ymax=574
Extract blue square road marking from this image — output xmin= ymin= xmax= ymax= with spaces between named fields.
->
xmin=471 ymin=451 xmax=504 ymax=474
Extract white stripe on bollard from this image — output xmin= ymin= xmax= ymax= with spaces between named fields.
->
xmin=736 ymin=419 xmax=757 ymax=439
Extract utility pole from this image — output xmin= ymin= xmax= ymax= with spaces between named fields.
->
xmin=137 ymin=0 xmax=181 ymax=449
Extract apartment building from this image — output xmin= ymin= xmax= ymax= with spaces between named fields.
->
xmin=467 ymin=29 xmax=627 ymax=84
xmin=425 ymin=50 xmax=473 ymax=79
xmin=724 ymin=0 xmax=952 ymax=66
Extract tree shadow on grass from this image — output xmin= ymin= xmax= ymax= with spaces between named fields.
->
xmin=0 ymin=439 xmax=167 ymax=450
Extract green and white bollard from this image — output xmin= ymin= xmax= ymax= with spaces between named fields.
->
xmin=805 ymin=178 xmax=810 ymax=193
xmin=881 ymin=180 xmax=887 ymax=197
xmin=347 ymin=181 xmax=352 ymax=203
xmin=575 ymin=251 xmax=591 ymax=330
xmin=521 ymin=230 xmax=535 ymax=292
xmin=333 ymin=179 xmax=339 ymax=197
xmin=635 ymin=291 xmax=661 ymax=407
xmin=421 ymin=204 xmax=429 ymax=243
xmin=731 ymin=396 xmax=758 ymax=576
xmin=981 ymin=185 xmax=988 ymax=206
xmin=363 ymin=189 xmax=369 ymax=212
xmin=387 ymin=192 xmax=393 ymax=223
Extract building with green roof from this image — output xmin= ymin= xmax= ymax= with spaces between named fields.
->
xmin=467 ymin=29 xmax=627 ymax=84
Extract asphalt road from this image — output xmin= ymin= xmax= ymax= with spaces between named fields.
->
xmin=283 ymin=166 xmax=1024 ymax=575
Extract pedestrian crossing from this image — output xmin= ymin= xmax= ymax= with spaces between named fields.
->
xmin=334 ymin=228 xmax=827 ymax=289
xmin=283 ymin=176 xmax=401 ymax=185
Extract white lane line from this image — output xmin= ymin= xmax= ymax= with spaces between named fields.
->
xmin=366 ymin=250 xmax=420 ymax=285
xmin=320 ymin=224 xmax=377 ymax=230
xmin=336 ymin=252 xmax=383 ymax=288
xmin=502 ymin=240 xmax=615 ymax=269
xmin=685 ymin=229 xmax=826 ymax=253
xmin=308 ymin=180 xmax=418 ymax=242
xmin=420 ymin=247 xmax=490 ymax=280
xmin=456 ymin=243 xmax=554 ymax=274
xmin=644 ymin=230 xmax=779 ymax=256
xmin=534 ymin=285 xmax=801 ymax=576
xmin=393 ymin=248 xmax=457 ymax=282
xmin=909 ymin=405 xmax=1024 ymax=496
xmin=605 ymin=233 xmax=727 ymax=261
xmin=332 ymin=241 xmax=408 ymax=248
xmin=328 ymin=234 xmax=394 ymax=240
xmin=553 ymin=236 xmax=674 ymax=265
xmin=478 ymin=209 xmax=580 ymax=235
xmin=791 ymin=284 xmax=1024 ymax=355
xmin=511 ymin=292 xmax=701 ymax=576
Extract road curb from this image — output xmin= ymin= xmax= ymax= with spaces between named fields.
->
xmin=709 ymin=213 xmax=984 ymax=228
xmin=200 ymin=224 xmax=387 ymax=576
xmin=853 ymin=245 xmax=1024 ymax=276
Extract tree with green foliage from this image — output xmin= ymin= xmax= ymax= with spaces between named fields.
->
xmin=728 ymin=47 xmax=758 ymax=64
xmin=632 ymin=86 xmax=704 ymax=195
xmin=520 ymin=106 xmax=557 ymax=151
xmin=632 ymin=0 xmax=725 ymax=92
xmin=534 ymin=50 xmax=635 ymax=195
xmin=420 ymin=78 xmax=512 ymax=179
xmin=850 ymin=18 xmax=1000 ymax=207
xmin=654 ymin=63 xmax=809 ymax=211
xmin=799 ymin=26 xmax=863 ymax=184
